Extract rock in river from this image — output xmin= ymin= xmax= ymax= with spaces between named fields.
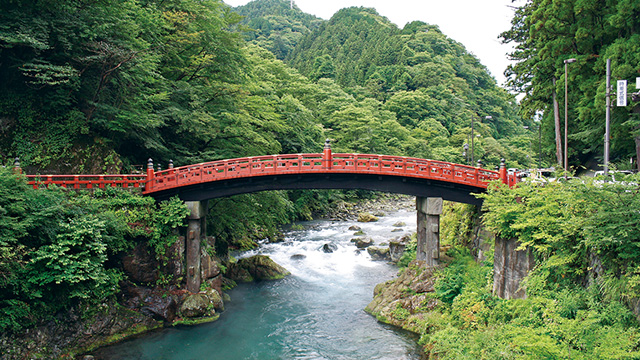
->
xmin=179 ymin=293 xmax=211 ymax=318
xmin=227 ymin=255 xmax=291 ymax=283
xmin=351 ymin=237 xmax=374 ymax=249
xmin=321 ymin=243 xmax=338 ymax=253
xmin=357 ymin=212 xmax=379 ymax=222
xmin=367 ymin=246 xmax=390 ymax=261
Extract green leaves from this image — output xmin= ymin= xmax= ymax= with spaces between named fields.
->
xmin=503 ymin=0 xmax=640 ymax=168
xmin=0 ymin=167 xmax=192 ymax=333
xmin=29 ymin=217 xmax=109 ymax=294
xmin=481 ymin=175 xmax=640 ymax=292
xmin=420 ymin=245 xmax=640 ymax=359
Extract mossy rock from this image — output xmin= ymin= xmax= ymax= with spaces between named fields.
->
xmin=227 ymin=255 xmax=291 ymax=282
xmin=367 ymin=246 xmax=390 ymax=260
xmin=179 ymin=293 xmax=211 ymax=318
xmin=357 ymin=212 xmax=379 ymax=222
xmin=352 ymin=237 xmax=374 ymax=249
xmin=204 ymin=288 xmax=224 ymax=312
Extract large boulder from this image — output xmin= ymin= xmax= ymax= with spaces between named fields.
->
xmin=367 ymin=246 xmax=390 ymax=261
xmin=227 ymin=255 xmax=291 ymax=283
xmin=179 ymin=293 xmax=211 ymax=318
xmin=120 ymin=284 xmax=181 ymax=323
xmin=365 ymin=262 xmax=438 ymax=331
xmin=351 ymin=237 xmax=373 ymax=249
xmin=357 ymin=212 xmax=378 ymax=222
xmin=226 ymin=263 xmax=253 ymax=283
xmin=203 ymin=288 xmax=224 ymax=312
xmin=140 ymin=293 xmax=178 ymax=322
xmin=389 ymin=234 xmax=411 ymax=263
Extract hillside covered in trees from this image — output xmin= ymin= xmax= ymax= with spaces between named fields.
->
xmin=0 ymin=0 xmax=528 ymax=246
xmin=237 ymin=1 xmax=528 ymax=165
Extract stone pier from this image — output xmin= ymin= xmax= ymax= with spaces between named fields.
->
xmin=416 ymin=197 xmax=443 ymax=267
xmin=186 ymin=200 xmax=207 ymax=293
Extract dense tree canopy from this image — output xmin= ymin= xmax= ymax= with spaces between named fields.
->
xmin=285 ymin=6 xmax=528 ymax=166
xmin=3 ymin=3 xmax=640 ymax=355
xmin=502 ymin=0 xmax=640 ymax=170
xmin=0 ymin=0 xmax=536 ymax=259
xmin=233 ymin=0 xmax=322 ymax=60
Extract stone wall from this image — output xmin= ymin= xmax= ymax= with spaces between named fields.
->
xmin=492 ymin=236 xmax=535 ymax=299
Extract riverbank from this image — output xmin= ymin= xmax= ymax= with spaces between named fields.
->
xmin=0 ymin=300 xmax=162 ymax=359
xmin=319 ymin=193 xmax=414 ymax=221
xmin=89 ymin=199 xmax=422 ymax=359
xmin=0 ymin=194 xmax=417 ymax=359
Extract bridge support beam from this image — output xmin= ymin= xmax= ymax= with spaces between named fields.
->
xmin=186 ymin=200 xmax=208 ymax=293
xmin=416 ymin=197 xmax=442 ymax=267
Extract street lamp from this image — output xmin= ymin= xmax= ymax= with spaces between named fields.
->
xmin=564 ymin=58 xmax=577 ymax=175
xmin=471 ymin=115 xmax=492 ymax=164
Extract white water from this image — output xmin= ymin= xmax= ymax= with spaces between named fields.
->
xmin=94 ymin=209 xmax=420 ymax=359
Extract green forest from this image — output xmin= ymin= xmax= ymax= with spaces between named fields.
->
xmin=0 ymin=0 xmax=531 ymax=252
xmin=2 ymin=0 xmax=640 ymax=358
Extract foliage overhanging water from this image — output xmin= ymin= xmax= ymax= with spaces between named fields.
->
xmin=94 ymin=209 xmax=421 ymax=359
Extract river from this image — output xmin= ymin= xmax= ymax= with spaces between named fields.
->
xmin=93 ymin=208 xmax=421 ymax=359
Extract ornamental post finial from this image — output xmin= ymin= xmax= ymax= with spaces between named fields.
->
xmin=13 ymin=157 xmax=21 ymax=174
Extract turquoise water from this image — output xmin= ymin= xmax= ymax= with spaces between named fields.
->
xmin=93 ymin=210 xmax=421 ymax=359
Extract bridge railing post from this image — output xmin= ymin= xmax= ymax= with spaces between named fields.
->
xmin=499 ymin=159 xmax=508 ymax=185
xmin=323 ymin=139 xmax=332 ymax=170
xmin=146 ymin=158 xmax=155 ymax=191
xmin=13 ymin=157 xmax=22 ymax=175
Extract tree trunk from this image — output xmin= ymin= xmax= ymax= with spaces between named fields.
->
xmin=553 ymin=77 xmax=563 ymax=166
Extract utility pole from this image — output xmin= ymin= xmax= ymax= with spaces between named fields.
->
xmin=564 ymin=58 xmax=577 ymax=176
xmin=605 ymin=59 xmax=611 ymax=175
xmin=471 ymin=115 xmax=476 ymax=164
xmin=552 ymin=77 xmax=563 ymax=166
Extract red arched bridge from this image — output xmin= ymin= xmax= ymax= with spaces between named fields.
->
xmin=22 ymin=142 xmax=518 ymax=205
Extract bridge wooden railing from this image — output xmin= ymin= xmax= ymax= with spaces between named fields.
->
xmin=25 ymin=174 xmax=147 ymax=190
xmin=18 ymin=145 xmax=517 ymax=193
xmin=146 ymin=152 xmax=509 ymax=194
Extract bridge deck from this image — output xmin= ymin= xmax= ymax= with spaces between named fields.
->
xmin=147 ymin=153 xmax=501 ymax=194
xmin=24 ymin=153 xmax=515 ymax=200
